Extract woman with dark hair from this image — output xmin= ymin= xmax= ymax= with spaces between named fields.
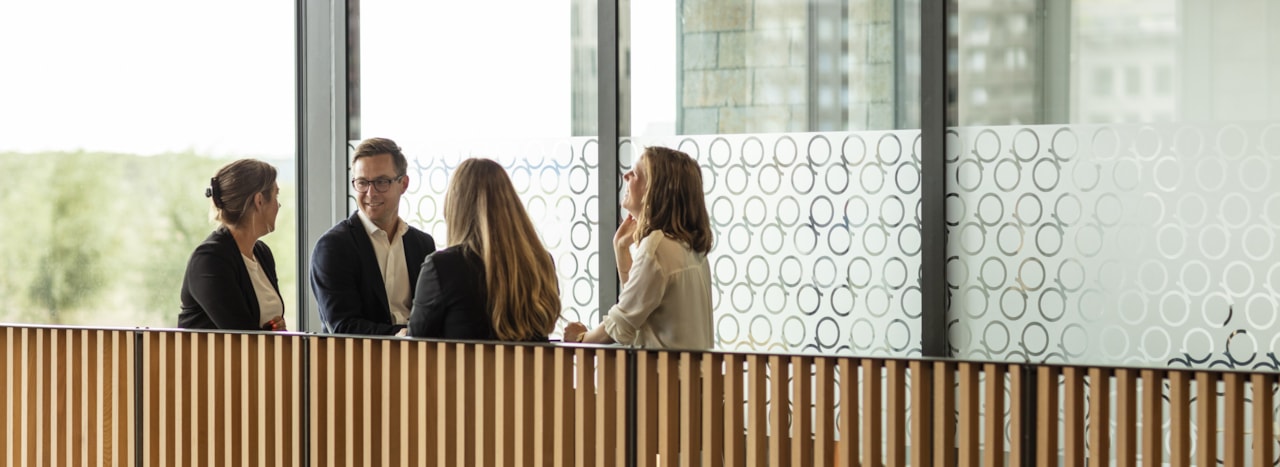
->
xmin=408 ymin=158 xmax=561 ymax=341
xmin=564 ymin=146 xmax=714 ymax=349
xmin=179 ymin=159 xmax=286 ymax=331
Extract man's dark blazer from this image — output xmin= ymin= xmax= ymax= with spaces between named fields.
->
xmin=179 ymin=226 xmax=281 ymax=330
xmin=310 ymin=211 xmax=436 ymax=335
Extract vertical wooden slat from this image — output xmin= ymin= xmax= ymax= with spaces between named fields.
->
xmin=553 ymin=347 xmax=574 ymax=465
xmin=934 ymin=361 xmax=954 ymax=467
xmin=659 ymin=352 xmax=678 ymax=467
xmin=1146 ymin=371 xmax=1167 ymax=465
xmin=248 ymin=336 xmax=261 ymax=465
xmin=792 ymin=356 xmax=813 ymax=467
xmin=149 ymin=332 xmax=161 ymax=467
xmin=80 ymin=330 xmax=92 ymax=467
xmin=724 ymin=354 xmax=745 ymax=467
xmin=1036 ymin=366 xmax=1060 ymax=466
xmin=495 ymin=344 xmax=510 ymax=467
xmin=885 ymin=360 xmax=905 ymax=466
xmin=256 ymin=335 xmax=268 ymax=467
xmin=244 ymin=336 xmax=256 ymax=467
xmin=1252 ymin=373 xmax=1274 ymax=467
xmin=596 ymin=349 xmax=621 ymax=467
xmin=576 ymin=348 xmax=598 ymax=467
xmin=310 ymin=338 xmax=324 ymax=467
xmin=957 ymin=362 xmax=979 ymax=466
xmin=703 ymin=353 xmax=726 ymax=467
xmin=127 ymin=330 xmax=138 ymax=466
xmin=1142 ymin=369 xmax=1164 ymax=466
xmin=614 ymin=349 xmax=629 ymax=466
xmin=65 ymin=330 xmax=77 ymax=467
xmin=381 ymin=340 xmax=392 ymax=466
xmin=417 ymin=342 xmax=435 ymax=467
xmin=48 ymin=330 xmax=59 ymax=467
xmin=910 ymin=360 xmax=934 ymax=466
xmin=66 ymin=330 xmax=79 ymax=467
xmin=1114 ymin=369 xmax=1137 ymax=467
xmin=534 ymin=346 xmax=552 ymax=466
xmin=458 ymin=343 xmax=477 ymax=467
xmin=682 ymin=353 xmax=703 ymax=467
xmin=438 ymin=342 xmax=457 ymax=466
xmin=21 ymin=328 xmax=31 ymax=467
xmin=516 ymin=346 xmax=532 ymax=467
xmin=983 ymin=364 xmax=1006 ymax=467
xmin=1 ymin=328 xmax=9 ymax=467
xmin=1168 ymin=370 xmax=1190 ymax=467
xmin=1009 ymin=365 xmax=1024 ymax=464
xmin=190 ymin=333 xmax=204 ymax=467
xmin=815 ymin=358 xmax=835 ymax=467
xmin=769 ymin=355 xmax=791 ymax=466
xmin=862 ymin=359 xmax=883 ymax=465
xmin=36 ymin=329 xmax=46 ymax=467
xmin=1088 ymin=367 xmax=1111 ymax=467
xmin=636 ymin=351 xmax=657 ymax=467
xmin=481 ymin=342 xmax=494 ymax=465
xmin=1223 ymin=372 xmax=1244 ymax=466
xmin=397 ymin=341 xmax=409 ymax=467
xmin=175 ymin=333 xmax=185 ymax=467
xmin=1195 ymin=371 xmax=1217 ymax=467
xmin=746 ymin=354 xmax=768 ymax=466
xmin=1064 ymin=367 xmax=1085 ymax=467
xmin=358 ymin=339 xmax=372 ymax=467
xmin=279 ymin=335 xmax=289 ymax=465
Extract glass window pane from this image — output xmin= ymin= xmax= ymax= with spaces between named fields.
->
xmin=948 ymin=0 xmax=1280 ymax=369
xmin=0 ymin=0 xmax=297 ymax=327
xmin=628 ymin=0 xmax=921 ymax=356
xmin=354 ymin=0 xmax=600 ymax=331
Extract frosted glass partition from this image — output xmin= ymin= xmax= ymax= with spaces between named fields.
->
xmin=349 ymin=138 xmax=601 ymax=330
xmin=628 ymin=131 xmax=923 ymax=356
xmin=946 ymin=123 xmax=1280 ymax=369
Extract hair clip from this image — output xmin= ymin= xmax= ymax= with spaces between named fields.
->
xmin=206 ymin=177 xmax=225 ymax=208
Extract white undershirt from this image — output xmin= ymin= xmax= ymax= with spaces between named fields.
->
xmin=242 ymin=253 xmax=284 ymax=327
xmin=357 ymin=210 xmax=412 ymax=325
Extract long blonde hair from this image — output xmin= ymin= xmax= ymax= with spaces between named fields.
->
xmin=633 ymin=147 xmax=713 ymax=254
xmin=444 ymin=158 xmax=561 ymax=340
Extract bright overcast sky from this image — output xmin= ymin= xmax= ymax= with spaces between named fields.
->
xmin=0 ymin=0 xmax=295 ymax=157
xmin=0 ymin=1 xmax=676 ymax=158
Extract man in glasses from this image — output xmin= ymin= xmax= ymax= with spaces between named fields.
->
xmin=311 ymin=137 xmax=437 ymax=335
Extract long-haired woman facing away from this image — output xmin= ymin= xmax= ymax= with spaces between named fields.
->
xmin=564 ymin=146 xmax=714 ymax=349
xmin=408 ymin=158 xmax=561 ymax=341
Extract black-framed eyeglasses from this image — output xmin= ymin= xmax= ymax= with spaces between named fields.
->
xmin=351 ymin=175 xmax=404 ymax=193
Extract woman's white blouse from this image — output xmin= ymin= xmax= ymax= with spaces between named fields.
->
xmin=602 ymin=230 xmax=713 ymax=350
xmin=242 ymin=253 xmax=284 ymax=327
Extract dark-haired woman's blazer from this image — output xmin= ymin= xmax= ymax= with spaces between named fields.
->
xmin=179 ymin=227 xmax=281 ymax=330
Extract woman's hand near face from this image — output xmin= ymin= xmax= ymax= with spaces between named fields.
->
xmin=613 ymin=215 xmax=638 ymax=250
xmin=613 ymin=215 xmax=638 ymax=284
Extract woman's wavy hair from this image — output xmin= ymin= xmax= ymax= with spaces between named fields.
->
xmin=444 ymin=158 xmax=561 ymax=341
xmin=207 ymin=159 xmax=277 ymax=227
xmin=632 ymin=146 xmax=712 ymax=254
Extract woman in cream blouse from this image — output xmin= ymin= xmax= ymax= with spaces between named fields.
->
xmin=564 ymin=146 xmax=713 ymax=350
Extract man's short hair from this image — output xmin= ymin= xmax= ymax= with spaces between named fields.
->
xmin=352 ymin=137 xmax=409 ymax=176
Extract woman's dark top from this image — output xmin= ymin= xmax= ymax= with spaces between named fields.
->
xmin=409 ymin=246 xmax=547 ymax=342
xmin=178 ymin=227 xmax=280 ymax=330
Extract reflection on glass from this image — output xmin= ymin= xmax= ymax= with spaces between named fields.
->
xmin=948 ymin=1 xmax=1280 ymax=371
xmin=629 ymin=0 xmax=922 ymax=357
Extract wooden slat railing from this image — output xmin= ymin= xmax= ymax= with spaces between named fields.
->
xmin=0 ymin=327 xmax=135 ymax=467
xmin=3 ymin=325 xmax=1279 ymax=466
